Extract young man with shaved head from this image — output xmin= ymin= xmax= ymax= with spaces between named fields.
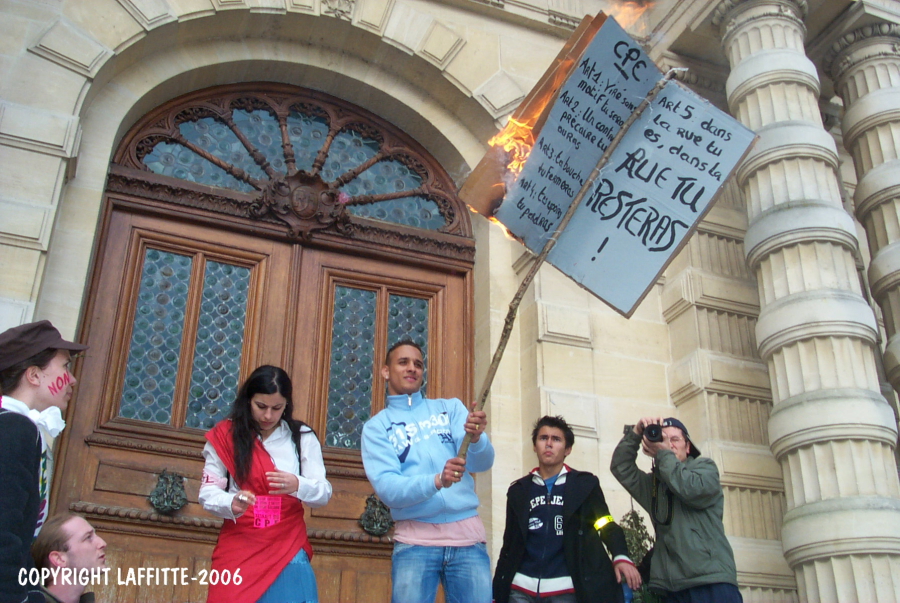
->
xmin=362 ymin=340 xmax=495 ymax=603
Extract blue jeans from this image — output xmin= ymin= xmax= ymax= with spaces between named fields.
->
xmin=391 ymin=542 xmax=491 ymax=603
xmin=661 ymin=583 xmax=743 ymax=603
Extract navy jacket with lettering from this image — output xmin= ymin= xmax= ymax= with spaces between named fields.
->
xmin=494 ymin=467 xmax=631 ymax=603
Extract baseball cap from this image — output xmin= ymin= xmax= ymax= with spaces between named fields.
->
xmin=0 ymin=320 xmax=88 ymax=373
xmin=662 ymin=417 xmax=700 ymax=458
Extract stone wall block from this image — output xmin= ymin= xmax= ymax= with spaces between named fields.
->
xmin=712 ymin=392 xmax=771 ymax=446
xmin=284 ymin=0 xmax=316 ymax=15
xmin=442 ymin=31 xmax=500 ymax=96
xmin=0 ymin=237 xmax=44 ymax=285
xmin=381 ymin=2 xmax=430 ymax=54
xmin=833 ymin=39 xmax=900 ymax=104
xmin=0 ymin=297 xmax=36 ymax=332
xmin=869 ymin=238 xmax=900 ymax=301
xmin=474 ymin=70 xmax=525 ymax=118
xmin=724 ymin=486 xmax=786 ymax=540
xmin=668 ymin=350 xmax=771 ymax=405
xmin=769 ymin=388 xmax=898 ymax=463
xmin=116 ymin=0 xmax=177 ymax=30
xmin=794 ymin=553 xmax=900 ymax=603
xmin=693 ymin=229 xmax=751 ymax=277
xmin=720 ymin=3 xmax=807 ymax=66
xmin=536 ymin=301 xmax=591 ymax=348
xmin=781 ymin=497 xmax=900 ymax=566
xmin=29 ymin=18 xmax=113 ymax=78
xmin=696 ymin=307 xmax=758 ymax=356
xmin=732 ymin=83 xmax=822 ymax=133
xmin=757 ymin=244 xmax=861 ymax=305
xmin=662 ymin=269 xmax=759 ymax=321
xmin=841 ymin=86 xmax=900 ymax=165
xmin=741 ymin=587 xmax=799 ymax=603
xmin=745 ymin=204 xmax=857 ymax=274
xmin=854 ymin=160 xmax=900 ymax=242
xmin=62 ymin=0 xmax=145 ymax=54
xmin=769 ymin=337 xmax=881 ymax=402
xmin=726 ymin=50 xmax=819 ymax=119
xmin=418 ymin=20 xmax=464 ymax=70
xmin=882 ymin=332 xmax=900 ymax=390
xmin=0 ymin=101 xmax=80 ymax=158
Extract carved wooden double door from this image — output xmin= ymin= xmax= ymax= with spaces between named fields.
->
xmin=51 ymin=83 xmax=474 ymax=602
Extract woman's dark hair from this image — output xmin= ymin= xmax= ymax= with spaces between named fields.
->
xmin=228 ymin=365 xmax=307 ymax=486
xmin=0 ymin=348 xmax=58 ymax=396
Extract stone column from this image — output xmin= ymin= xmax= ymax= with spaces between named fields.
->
xmin=826 ymin=25 xmax=900 ymax=403
xmin=714 ymin=1 xmax=900 ymax=601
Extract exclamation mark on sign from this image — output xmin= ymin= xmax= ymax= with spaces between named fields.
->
xmin=591 ymin=237 xmax=609 ymax=261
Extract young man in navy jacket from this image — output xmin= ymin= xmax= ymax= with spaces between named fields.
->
xmin=493 ymin=416 xmax=641 ymax=603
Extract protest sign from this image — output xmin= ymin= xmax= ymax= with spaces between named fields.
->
xmin=494 ymin=16 xmax=756 ymax=317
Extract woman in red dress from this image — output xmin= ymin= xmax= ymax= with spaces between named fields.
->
xmin=200 ymin=365 xmax=331 ymax=603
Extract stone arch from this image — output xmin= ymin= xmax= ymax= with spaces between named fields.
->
xmin=34 ymin=6 xmax=538 ymax=331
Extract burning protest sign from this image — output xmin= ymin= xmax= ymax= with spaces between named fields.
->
xmin=490 ymin=15 xmax=756 ymax=316
xmin=456 ymin=12 xmax=756 ymax=457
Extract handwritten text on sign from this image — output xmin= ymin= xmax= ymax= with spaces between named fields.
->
xmin=546 ymin=80 xmax=755 ymax=314
xmin=496 ymin=17 xmax=659 ymax=249
xmin=493 ymin=15 xmax=755 ymax=316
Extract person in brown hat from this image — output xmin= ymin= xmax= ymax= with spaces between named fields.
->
xmin=0 ymin=320 xmax=87 ymax=603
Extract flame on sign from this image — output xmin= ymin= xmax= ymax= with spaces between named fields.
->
xmin=608 ymin=0 xmax=653 ymax=32
xmin=488 ymin=117 xmax=535 ymax=177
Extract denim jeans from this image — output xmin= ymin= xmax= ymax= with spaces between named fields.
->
xmin=391 ymin=541 xmax=492 ymax=603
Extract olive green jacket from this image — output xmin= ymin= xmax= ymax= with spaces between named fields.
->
xmin=610 ymin=428 xmax=738 ymax=593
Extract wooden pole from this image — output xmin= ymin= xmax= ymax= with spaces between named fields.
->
xmin=458 ymin=68 xmax=684 ymax=459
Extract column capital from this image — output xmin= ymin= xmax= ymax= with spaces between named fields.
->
xmin=824 ymin=23 xmax=900 ymax=84
xmin=711 ymin=0 xmax=807 ymax=28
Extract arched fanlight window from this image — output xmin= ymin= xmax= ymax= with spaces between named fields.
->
xmin=113 ymin=85 xmax=468 ymax=240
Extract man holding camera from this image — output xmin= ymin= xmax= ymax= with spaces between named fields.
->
xmin=610 ymin=417 xmax=741 ymax=603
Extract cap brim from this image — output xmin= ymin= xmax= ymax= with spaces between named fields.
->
xmin=58 ymin=341 xmax=88 ymax=352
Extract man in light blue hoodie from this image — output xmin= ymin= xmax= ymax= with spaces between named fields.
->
xmin=362 ymin=340 xmax=494 ymax=603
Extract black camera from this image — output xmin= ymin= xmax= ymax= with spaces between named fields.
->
xmin=644 ymin=424 xmax=663 ymax=442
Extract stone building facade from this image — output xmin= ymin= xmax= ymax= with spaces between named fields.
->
xmin=1 ymin=0 xmax=899 ymax=601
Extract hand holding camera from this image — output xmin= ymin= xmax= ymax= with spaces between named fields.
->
xmin=634 ymin=417 xmax=666 ymax=458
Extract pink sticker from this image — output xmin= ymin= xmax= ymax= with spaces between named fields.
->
xmin=252 ymin=496 xmax=282 ymax=528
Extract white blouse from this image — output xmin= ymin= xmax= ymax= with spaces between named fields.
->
xmin=199 ymin=421 xmax=332 ymax=522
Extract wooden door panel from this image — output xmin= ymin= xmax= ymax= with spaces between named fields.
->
xmin=56 ymin=199 xmax=472 ymax=602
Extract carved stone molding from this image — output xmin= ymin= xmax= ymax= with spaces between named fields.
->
xmin=823 ymin=23 xmax=900 ymax=82
xmin=322 ymin=0 xmax=354 ymax=21
xmin=712 ymin=0 xmax=808 ymax=29
xmin=673 ymin=69 xmax=727 ymax=96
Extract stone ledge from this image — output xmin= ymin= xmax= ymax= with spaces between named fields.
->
xmin=669 ymin=350 xmax=771 ymax=405
xmin=731 ymin=537 xmax=797 ymax=589
xmin=662 ymin=269 xmax=759 ymax=321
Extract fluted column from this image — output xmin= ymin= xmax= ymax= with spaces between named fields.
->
xmin=714 ymin=1 xmax=900 ymax=601
xmin=826 ymin=25 xmax=900 ymax=400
